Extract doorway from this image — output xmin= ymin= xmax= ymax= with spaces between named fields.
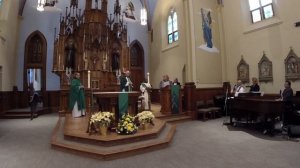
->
xmin=24 ymin=31 xmax=47 ymax=105
xmin=129 ymin=40 xmax=145 ymax=90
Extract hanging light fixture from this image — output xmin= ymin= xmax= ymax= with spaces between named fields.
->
xmin=140 ymin=7 xmax=147 ymax=25
xmin=37 ymin=0 xmax=59 ymax=12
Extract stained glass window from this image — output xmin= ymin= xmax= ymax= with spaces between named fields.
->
xmin=167 ymin=10 xmax=179 ymax=44
xmin=248 ymin=0 xmax=274 ymax=23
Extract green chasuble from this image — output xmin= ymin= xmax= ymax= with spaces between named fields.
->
xmin=171 ymin=85 xmax=180 ymax=114
xmin=120 ymin=75 xmax=128 ymax=91
xmin=118 ymin=92 xmax=128 ymax=117
xmin=69 ymin=79 xmax=86 ymax=110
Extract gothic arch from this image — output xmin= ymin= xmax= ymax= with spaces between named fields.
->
xmin=129 ymin=40 xmax=144 ymax=68
xmin=23 ymin=30 xmax=47 ymax=93
xmin=129 ymin=40 xmax=145 ymax=90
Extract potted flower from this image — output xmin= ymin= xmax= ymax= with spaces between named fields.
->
xmin=136 ymin=111 xmax=155 ymax=130
xmin=116 ymin=113 xmax=138 ymax=135
xmin=90 ymin=112 xmax=114 ymax=136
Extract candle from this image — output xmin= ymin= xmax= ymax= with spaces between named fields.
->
xmin=58 ymin=54 xmax=61 ymax=70
xmin=88 ymin=70 xmax=91 ymax=88
xmin=147 ymin=72 xmax=150 ymax=84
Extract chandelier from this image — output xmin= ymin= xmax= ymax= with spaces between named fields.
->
xmin=37 ymin=0 xmax=59 ymax=12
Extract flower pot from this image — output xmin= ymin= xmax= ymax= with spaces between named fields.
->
xmin=99 ymin=125 xmax=108 ymax=136
xmin=141 ymin=123 xmax=150 ymax=130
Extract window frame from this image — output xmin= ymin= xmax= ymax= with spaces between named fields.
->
xmin=167 ymin=10 xmax=179 ymax=44
xmin=249 ymin=0 xmax=274 ymax=23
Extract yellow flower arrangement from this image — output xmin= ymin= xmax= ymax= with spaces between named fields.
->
xmin=136 ymin=111 xmax=155 ymax=125
xmin=116 ymin=113 xmax=138 ymax=135
xmin=90 ymin=111 xmax=114 ymax=127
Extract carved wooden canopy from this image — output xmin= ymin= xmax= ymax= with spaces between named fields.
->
xmin=237 ymin=56 xmax=249 ymax=83
xmin=258 ymin=52 xmax=273 ymax=82
xmin=284 ymin=48 xmax=300 ymax=81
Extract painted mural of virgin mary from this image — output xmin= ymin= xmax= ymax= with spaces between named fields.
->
xmin=198 ymin=8 xmax=219 ymax=53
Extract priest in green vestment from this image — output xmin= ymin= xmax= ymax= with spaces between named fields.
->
xmin=69 ymin=72 xmax=86 ymax=117
xmin=120 ymin=70 xmax=133 ymax=92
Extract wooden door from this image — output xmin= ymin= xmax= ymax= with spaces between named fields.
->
xmin=129 ymin=40 xmax=144 ymax=91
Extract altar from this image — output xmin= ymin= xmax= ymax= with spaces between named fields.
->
xmin=93 ymin=91 xmax=140 ymax=121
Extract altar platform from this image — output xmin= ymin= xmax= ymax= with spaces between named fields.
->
xmin=51 ymin=113 xmax=176 ymax=160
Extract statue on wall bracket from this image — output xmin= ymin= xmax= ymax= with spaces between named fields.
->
xmin=285 ymin=47 xmax=300 ymax=81
xmin=65 ymin=37 xmax=76 ymax=70
xmin=258 ymin=51 xmax=273 ymax=82
xmin=237 ymin=55 xmax=249 ymax=83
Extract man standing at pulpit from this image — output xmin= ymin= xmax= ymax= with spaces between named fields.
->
xmin=69 ymin=72 xmax=86 ymax=117
xmin=120 ymin=70 xmax=133 ymax=92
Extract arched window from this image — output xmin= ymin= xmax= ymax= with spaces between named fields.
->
xmin=167 ymin=10 xmax=178 ymax=44
xmin=248 ymin=0 xmax=274 ymax=23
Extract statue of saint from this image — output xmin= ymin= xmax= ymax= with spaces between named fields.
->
xmin=111 ymin=51 xmax=120 ymax=71
xmin=65 ymin=38 xmax=76 ymax=70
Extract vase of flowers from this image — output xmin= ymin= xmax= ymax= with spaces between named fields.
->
xmin=136 ymin=111 xmax=155 ymax=130
xmin=99 ymin=125 xmax=108 ymax=136
xmin=90 ymin=112 xmax=114 ymax=136
xmin=116 ymin=113 xmax=138 ymax=135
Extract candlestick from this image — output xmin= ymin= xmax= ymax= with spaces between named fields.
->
xmin=58 ymin=54 xmax=61 ymax=70
xmin=88 ymin=70 xmax=91 ymax=88
xmin=147 ymin=72 xmax=150 ymax=84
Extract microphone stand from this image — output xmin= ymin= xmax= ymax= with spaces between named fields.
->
xmin=223 ymin=84 xmax=231 ymax=125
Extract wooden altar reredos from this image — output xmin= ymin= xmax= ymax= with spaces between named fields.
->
xmin=52 ymin=0 xmax=130 ymax=91
xmin=52 ymin=0 xmax=137 ymax=113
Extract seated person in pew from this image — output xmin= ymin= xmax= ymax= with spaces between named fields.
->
xmin=249 ymin=77 xmax=260 ymax=92
xmin=281 ymin=81 xmax=293 ymax=102
xmin=275 ymin=81 xmax=294 ymax=101
xmin=280 ymin=81 xmax=295 ymax=126
xmin=231 ymin=80 xmax=246 ymax=97
xmin=263 ymin=81 xmax=294 ymax=134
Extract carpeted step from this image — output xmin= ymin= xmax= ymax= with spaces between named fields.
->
xmin=51 ymin=117 xmax=176 ymax=160
xmin=155 ymin=112 xmax=188 ymax=119
xmin=161 ymin=115 xmax=192 ymax=123
xmin=0 ymin=107 xmax=49 ymax=119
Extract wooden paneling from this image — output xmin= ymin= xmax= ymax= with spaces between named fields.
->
xmin=0 ymin=92 xmax=14 ymax=115
xmin=150 ymin=89 xmax=160 ymax=103
xmin=152 ymin=87 xmax=224 ymax=104
xmin=184 ymin=83 xmax=197 ymax=119
xmin=195 ymin=88 xmax=224 ymax=102
xmin=0 ymin=90 xmax=60 ymax=115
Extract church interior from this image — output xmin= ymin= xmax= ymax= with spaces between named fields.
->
xmin=1 ymin=0 xmax=300 ymax=167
